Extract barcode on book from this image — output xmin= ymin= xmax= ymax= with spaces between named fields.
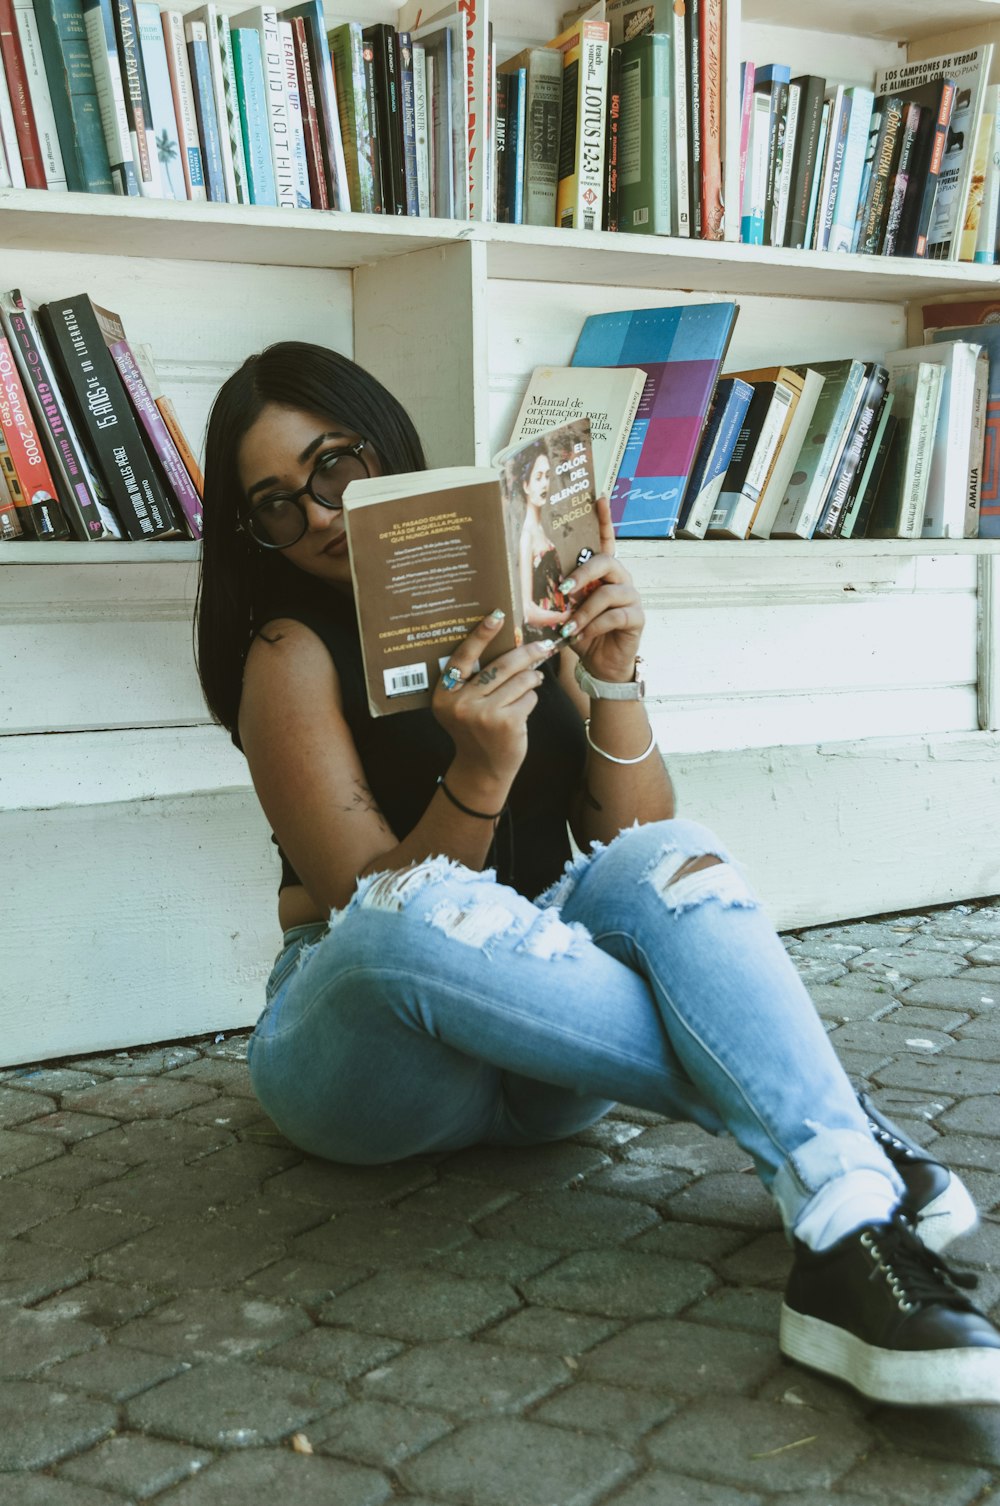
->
xmin=632 ymin=207 xmax=649 ymax=225
xmin=384 ymin=663 xmax=430 ymax=698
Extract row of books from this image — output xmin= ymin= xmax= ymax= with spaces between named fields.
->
xmin=0 ymin=0 xmax=728 ymax=234
xmin=740 ymin=44 xmax=1000 ymax=262
xmin=0 ymin=289 xmax=201 ymax=543
xmin=505 ymin=298 xmax=1000 ymax=541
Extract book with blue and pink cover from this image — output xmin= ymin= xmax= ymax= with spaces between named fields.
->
xmin=571 ymin=301 xmax=739 ymax=536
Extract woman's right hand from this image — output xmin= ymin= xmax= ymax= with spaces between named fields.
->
xmin=432 ymin=612 xmax=559 ymax=796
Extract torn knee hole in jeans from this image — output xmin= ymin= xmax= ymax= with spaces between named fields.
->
xmin=428 ymin=898 xmax=588 ymax=959
xmin=642 ymin=849 xmax=756 ymax=915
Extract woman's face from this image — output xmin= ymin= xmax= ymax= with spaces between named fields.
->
xmin=237 ymin=403 xmax=380 ymax=591
xmin=524 ymin=453 xmax=550 ymax=510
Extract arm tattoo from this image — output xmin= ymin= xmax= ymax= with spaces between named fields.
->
xmin=582 ymin=781 xmax=603 ymax=812
xmin=341 ymin=780 xmax=390 ymax=832
xmin=476 ymin=666 xmax=500 ymax=686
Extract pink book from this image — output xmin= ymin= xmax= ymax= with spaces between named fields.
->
xmin=108 ymin=339 xmax=203 ymax=539
xmin=739 ymin=61 xmax=755 ymax=223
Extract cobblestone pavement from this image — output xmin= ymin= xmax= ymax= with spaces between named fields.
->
xmin=2 ymin=899 xmax=1000 ymax=1505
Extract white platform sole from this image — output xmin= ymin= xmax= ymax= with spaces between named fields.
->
xmin=914 ymin=1174 xmax=979 ymax=1254
xmin=780 ymin=1305 xmax=1000 ymax=1406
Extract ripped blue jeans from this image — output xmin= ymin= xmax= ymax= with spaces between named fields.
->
xmin=247 ymin=818 xmax=901 ymax=1236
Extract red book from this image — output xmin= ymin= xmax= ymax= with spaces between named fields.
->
xmin=0 ymin=335 xmax=67 ymax=537
xmin=0 ymin=0 xmax=46 ymax=188
xmin=291 ymin=15 xmax=327 ymax=209
xmin=698 ymin=0 xmax=724 ymax=240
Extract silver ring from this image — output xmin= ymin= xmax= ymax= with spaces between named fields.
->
xmin=440 ymin=665 xmax=466 ymax=693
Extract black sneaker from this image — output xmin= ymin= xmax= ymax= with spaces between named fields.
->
xmin=781 ymin=1213 xmax=1000 ymax=1406
xmin=859 ymin=1089 xmax=978 ymax=1253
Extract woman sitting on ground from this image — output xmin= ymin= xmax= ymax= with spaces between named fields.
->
xmin=195 ymin=340 xmax=998 ymax=1410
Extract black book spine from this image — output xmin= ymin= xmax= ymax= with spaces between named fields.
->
xmin=685 ymin=0 xmax=701 ymax=238
xmin=38 ymin=296 xmax=174 ymax=540
xmin=494 ymin=71 xmax=510 ymax=221
xmin=854 ymin=414 xmax=899 ymax=537
xmin=859 ymin=96 xmax=904 ymax=254
xmin=364 ymin=23 xmax=404 ymax=216
xmin=114 ymin=0 xmax=155 ymax=188
xmin=817 ymin=365 xmax=889 ymax=536
xmin=881 ymin=102 xmax=921 ymax=256
xmin=785 ymin=74 xmax=826 ymax=248
xmin=604 ymin=45 xmax=621 ymax=233
xmin=912 ymin=80 xmax=956 ymax=258
xmin=762 ymin=80 xmax=787 ymax=246
xmin=894 ymin=82 xmax=953 ymax=257
xmin=360 ymin=33 xmax=384 ymax=213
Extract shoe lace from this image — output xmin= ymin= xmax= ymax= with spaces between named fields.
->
xmin=866 ymin=1117 xmax=918 ymax=1161
xmin=862 ymin=1213 xmax=979 ymax=1313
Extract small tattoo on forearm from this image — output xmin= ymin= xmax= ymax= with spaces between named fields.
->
xmin=476 ymin=666 xmax=500 ymax=686
xmin=343 ymin=781 xmax=389 ymax=831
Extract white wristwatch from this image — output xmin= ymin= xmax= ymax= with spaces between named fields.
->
xmin=574 ymin=656 xmax=645 ymax=700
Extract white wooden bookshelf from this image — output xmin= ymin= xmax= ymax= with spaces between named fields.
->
xmin=2 ymin=0 xmax=1000 ymax=1065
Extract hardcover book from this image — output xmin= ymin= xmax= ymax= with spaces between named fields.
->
xmin=14 ymin=0 xmax=68 ymax=188
xmin=0 ymin=332 xmax=68 ymax=537
xmin=38 ymin=292 xmax=175 ymax=539
xmin=230 ymin=4 xmax=294 ymax=209
xmin=856 ymin=94 xmax=903 ymax=255
xmin=0 ymin=0 xmax=47 ymax=186
xmin=231 ymin=23 xmax=276 ymax=203
xmin=32 ymin=0 xmax=114 ymax=192
xmin=618 ymin=30 xmax=671 ymax=236
xmin=814 ymin=362 xmax=888 ymax=537
xmin=572 ymin=300 xmax=739 ymax=538
xmin=399 ymin=0 xmax=488 ymax=221
xmin=328 ymin=21 xmax=374 ymax=215
xmin=546 ymin=14 xmax=609 ymax=231
xmin=677 ymin=376 xmax=754 ymax=539
xmin=506 ymin=365 xmax=646 ymax=498
xmin=342 ymin=417 xmax=601 ymax=717
xmin=884 ymin=339 xmax=988 ymax=538
xmin=784 ymin=73 xmax=825 ymax=248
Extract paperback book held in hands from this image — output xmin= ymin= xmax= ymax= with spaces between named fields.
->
xmin=342 ymin=418 xmax=601 ymax=717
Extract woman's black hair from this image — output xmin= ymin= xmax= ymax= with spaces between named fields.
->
xmin=194 ymin=341 xmax=426 ymax=736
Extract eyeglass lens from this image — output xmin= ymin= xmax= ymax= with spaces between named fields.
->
xmin=249 ymin=450 xmax=369 ymax=547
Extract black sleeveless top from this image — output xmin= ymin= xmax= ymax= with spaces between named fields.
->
xmin=241 ymin=593 xmax=588 ymax=901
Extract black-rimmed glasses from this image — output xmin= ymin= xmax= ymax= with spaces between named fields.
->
xmin=239 ymin=440 xmax=372 ymax=549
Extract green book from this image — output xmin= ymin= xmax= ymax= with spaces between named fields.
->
xmin=328 ymin=21 xmax=374 ymax=215
xmin=33 ymin=0 xmax=114 ymax=193
xmin=618 ymin=31 xmax=671 ymax=236
xmin=769 ymin=358 xmax=869 ymax=539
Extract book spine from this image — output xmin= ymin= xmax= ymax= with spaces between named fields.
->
xmin=0 ymin=0 xmax=47 ymax=184
xmin=257 ymin=8 xmax=294 ymax=210
xmin=128 ymin=340 xmax=202 ymax=494
xmin=785 ymin=74 xmax=824 ymax=248
xmin=760 ymin=76 xmax=786 ymax=246
xmin=974 ymin=92 xmax=1000 ymax=264
xmin=0 ymin=453 xmax=23 ymax=538
xmin=829 ymin=88 xmax=874 ymax=254
xmin=366 ymin=22 xmax=403 ymax=215
xmin=913 ymin=81 xmax=956 ymax=259
xmin=858 ymin=96 xmax=903 ymax=255
xmin=2 ymin=296 xmax=109 ymax=539
xmin=711 ymin=381 xmax=793 ymax=538
xmin=678 ymin=380 xmax=753 ymax=539
xmin=31 ymin=0 xmax=113 ymax=193
xmin=737 ymin=59 xmax=753 ymax=219
xmin=39 ymin=296 xmax=174 ymax=539
xmin=218 ymin=13 xmax=249 ymax=204
xmin=114 ymin=0 xmax=159 ymax=193
xmin=328 ymin=23 xmax=372 ymax=215
xmin=685 ymin=0 xmax=700 ymax=236
xmin=134 ymin=2 xmax=180 ymax=198
xmin=161 ymin=9 xmax=204 ymax=199
xmin=698 ymin=0 xmax=722 ymax=238
xmin=231 ymin=26 xmax=273 ymax=203
xmin=360 ymin=31 xmax=383 ymax=213
xmin=82 ymin=0 xmax=136 ymax=191
xmin=15 ymin=0 xmax=67 ymax=187
xmin=493 ymin=65 xmax=507 ymax=220
xmin=397 ymin=30 xmax=419 ymax=216
xmin=280 ymin=19 xmax=309 ymax=206
xmin=283 ymin=6 xmax=346 ymax=212
xmin=850 ymin=101 xmax=881 ymax=253
xmin=851 ymin=410 xmax=898 ymax=539
xmin=185 ymin=19 xmax=224 ymax=200
xmin=197 ymin=5 xmax=235 ymax=200
xmin=839 ymin=393 xmax=893 ymax=538
xmin=817 ymin=88 xmax=849 ymax=251
xmin=0 ymin=334 xmax=68 ymax=537
xmin=108 ymin=337 xmax=202 ymax=538
xmin=959 ymin=106 xmax=992 ymax=263
xmin=603 ymin=45 xmax=620 ymax=232
xmin=557 ymin=25 xmax=608 ymax=230
xmin=965 ymin=349 xmax=989 ymax=536
xmin=524 ymin=49 xmax=561 ymax=226
xmin=802 ymin=99 xmax=829 ymax=249
xmin=881 ymin=101 xmax=921 ymax=256
xmin=0 ymin=35 xmax=26 ymax=185
xmin=289 ymin=16 xmax=323 ymax=207
xmin=816 ymin=366 xmax=888 ymax=536
xmin=740 ymin=91 xmax=767 ymax=243
xmin=772 ymin=81 xmax=798 ymax=247
xmin=901 ymin=369 xmax=943 ymax=536
xmin=412 ymin=40 xmax=430 ymax=216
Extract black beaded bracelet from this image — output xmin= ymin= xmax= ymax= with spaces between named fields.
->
xmin=437 ymin=777 xmax=505 ymax=822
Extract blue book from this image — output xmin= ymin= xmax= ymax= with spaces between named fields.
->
xmin=231 ymin=26 xmax=275 ymax=205
xmin=817 ymin=87 xmax=851 ymax=251
xmin=829 ymin=86 xmax=875 ymax=254
xmin=136 ymin=1 xmax=183 ymax=198
xmin=572 ymin=302 xmax=740 ymax=538
xmin=930 ymin=322 xmax=1000 ymax=537
xmin=508 ymin=66 xmax=526 ymax=224
xmin=397 ymin=31 xmax=419 ymax=216
xmin=677 ymin=377 xmax=755 ymax=537
xmin=186 ymin=17 xmax=225 ymax=200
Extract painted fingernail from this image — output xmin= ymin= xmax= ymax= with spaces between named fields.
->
xmin=559 ymin=620 xmax=577 ymax=639
xmin=486 ymin=608 xmax=505 ymax=625
xmin=536 ymin=638 xmax=558 ymax=654
xmin=558 ymin=577 xmax=576 ymax=594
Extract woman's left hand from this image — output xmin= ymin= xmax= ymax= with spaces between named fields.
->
xmin=557 ymin=495 xmax=644 ymax=683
